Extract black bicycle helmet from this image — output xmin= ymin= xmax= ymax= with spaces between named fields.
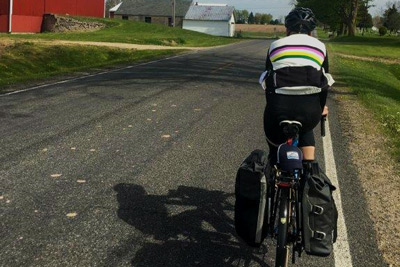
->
xmin=285 ymin=7 xmax=316 ymax=34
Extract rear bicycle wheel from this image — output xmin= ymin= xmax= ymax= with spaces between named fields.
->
xmin=275 ymin=188 xmax=290 ymax=267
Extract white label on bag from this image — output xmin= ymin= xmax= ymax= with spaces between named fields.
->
xmin=287 ymin=151 xmax=299 ymax=160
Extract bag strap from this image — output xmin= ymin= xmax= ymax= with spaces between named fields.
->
xmin=320 ymin=171 xmax=336 ymax=191
xmin=312 ymin=205 xmax=324 ymax=215
xmin=312 ymin=231 xmax=327 ymax=240
xmin=303 ymin=161 xmax=336 ymax=191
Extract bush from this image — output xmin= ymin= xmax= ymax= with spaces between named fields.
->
xmin=379 ymin=26 xmax=388 ymax=36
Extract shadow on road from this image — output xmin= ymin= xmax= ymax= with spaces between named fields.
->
xmin=112 ymin=184 xmax=270 ymax=267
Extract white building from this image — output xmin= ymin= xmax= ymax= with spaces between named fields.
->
xmin=109 ymin=2 xmax=123 ymax=18
xmin=182 ymin=4 xmax=235 ymax=37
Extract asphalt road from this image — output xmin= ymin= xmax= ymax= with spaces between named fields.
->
xmin=0 ymin=40 xmax=386 ymax=266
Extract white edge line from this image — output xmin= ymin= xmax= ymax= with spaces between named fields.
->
xmin=323 ymin=117 xmax=353 ymax=267
xmin=1 ymin=53 xmax=190 ymax=97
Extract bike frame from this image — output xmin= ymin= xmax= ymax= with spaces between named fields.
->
xmin=268 ymin=168 xmax=303 ymax=265
xmin=267 ymin=116 xmax=326 ymax=267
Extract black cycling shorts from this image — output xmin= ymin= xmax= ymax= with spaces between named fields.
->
xmin=263 ymin=93 xmax=322 ymax=148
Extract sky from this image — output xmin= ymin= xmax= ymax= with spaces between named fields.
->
xmin=202 ymin=0 xmax=394 ymax=19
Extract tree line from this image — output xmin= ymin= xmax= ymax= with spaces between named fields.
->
xmin=376 ymin=2 xmax=400 ymax=34
xmin=295 ymin=0 xmax=400 ymax=36
xmin=234 ymin=10 xmax=277 ymax=24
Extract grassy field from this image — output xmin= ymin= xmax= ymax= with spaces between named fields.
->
xmin=1 ymin=17 xmax=238 ymax=47
xmin=235 ymin=24 xmax=286 ymax=39
xmin=237 ymin=31 xmax=286 ymax=39
xmin=329 ymin=36 xmax=400 ymax=59
xmin=236 ymin=24 xmax=286 ymax=32
xmin=316 ymin=28 xmax=330 ymax=40
xmin=327 ymin=36 xmax=400 ymax=157
xmin=236 ymin=24 xmax=286 ymax=39
xmin=0 ymin=42 xmax=180 ymax=93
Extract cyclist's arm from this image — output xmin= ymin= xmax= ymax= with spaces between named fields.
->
xmin=320 ymin=86 xmax=328 ymax=109
xmin=265 ymin=50 xmax=273 ymax=71
xmin=320 ymin=51 xmax=330 ymax=111
xmin=322 ymin=51 xmax=330 ymax=73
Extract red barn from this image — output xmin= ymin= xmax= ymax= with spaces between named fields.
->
xmin=0 ymin=0 xmax=105 ymax=33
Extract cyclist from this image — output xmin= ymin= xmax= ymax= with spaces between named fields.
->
xmin=260 ymin=7 xmax=334 ymax=166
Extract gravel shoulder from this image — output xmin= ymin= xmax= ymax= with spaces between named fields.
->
xmin=334 ymin=87 xmax=400 ymax=266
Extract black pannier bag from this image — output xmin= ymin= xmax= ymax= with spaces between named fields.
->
xmin=234 ymin=149 xmax=269 ymax=247
xmin=302 ymin=162 xmax=338 ymax=256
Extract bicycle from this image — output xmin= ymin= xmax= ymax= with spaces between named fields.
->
xmin=266 ymin=117 xmax=326 ymax=267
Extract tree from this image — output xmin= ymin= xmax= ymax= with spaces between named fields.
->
xmin=248 ymin=12 xmax=255 ymax=24
xmin=234 ymin=10 xmax=243 ymax=23
xmin=234 ymin=9 xmax=249 ymax=24
xmin=383 ymin=4 xmax=400 ymax=34
xmin=255 ymin=13 xmax=262 ymax=24
xmin=385 ymin=1 xmax=400 ymax=9
xmin=270 ymin=19 xmax=281 ymax=25
xmin=242 ymin=10 xmax=249 ymax=23
xmin=261 ymin=14 xmax=273 ymax=24
xmin=349 ymin=0 xmax=360 ymax=35
xmin=379 ymin=26 xmax=388 ymax=35
xmin=295 ymin=0 xmax=342 ymax=33
xmin=295 ymin=0 xmax=364 ymax=36
xmin=373 ymin=15 xmax=383 ymax=28
xmin=325 ymin=0 xmax=359 ymax=36
xmin=357 ymin=0 xmax=373 ymax=33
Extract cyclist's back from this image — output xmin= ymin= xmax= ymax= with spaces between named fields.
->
xmin=262 ymin=7 xmax=334 ymax=163
xmin=266 ymin=34 xmax=330 ymax=95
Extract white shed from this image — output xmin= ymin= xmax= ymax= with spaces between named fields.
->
xmin=182 ymin=4 xmax=235 ymax=37
xmin=109 ymin=2 xmax=123 ymax=18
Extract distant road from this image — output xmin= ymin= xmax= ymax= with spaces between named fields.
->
xmin=0 ymin=40 xmax=385 ymax=266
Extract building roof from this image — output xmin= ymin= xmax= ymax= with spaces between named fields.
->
xmin=184 ymin=5 xmax=234 ymax=21
xmin=115 ymin=0 xmax=193 ymax=17
xmin=110 ymin=2 xmax=123 ymax=12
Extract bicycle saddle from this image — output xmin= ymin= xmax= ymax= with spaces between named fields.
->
xmin=279 ymin=120 xmax=302 ymax=127
xmin=279 ymin=120 xmax=302 ymax=139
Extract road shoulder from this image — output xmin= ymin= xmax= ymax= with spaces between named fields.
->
xmin=333 ymin=87 xmax=400 ymax=265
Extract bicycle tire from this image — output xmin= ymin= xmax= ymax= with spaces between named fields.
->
xmin=275 ymin=188 xmax=290 ymax=267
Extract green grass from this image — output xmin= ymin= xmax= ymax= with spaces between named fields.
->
xmin=0 ymin=42 xmax=181 ymax=92
xmin=327 ymin=37 xmax=400 ymax=157
xmin=329 ymin=36 xmax=400 ymax=59
xmin=236 ymin=31 xmax=286 ymax=39
xmin=316 ymin=28 xmax=330 ymax=40
xmin=1 ymin=16 xmax=238 ymax=47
